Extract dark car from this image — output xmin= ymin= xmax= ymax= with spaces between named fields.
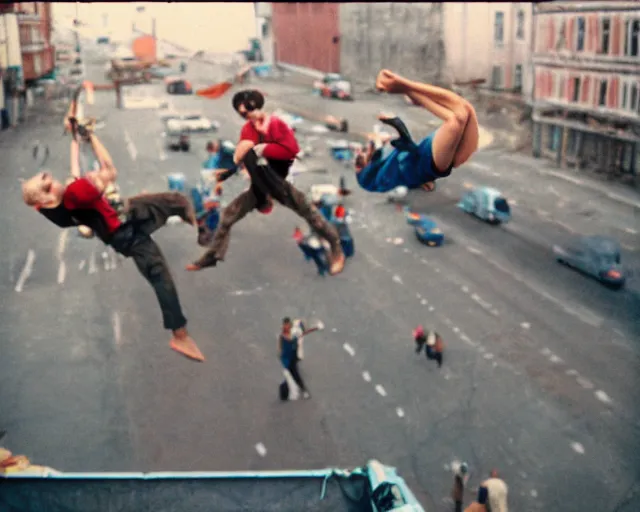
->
xmin=166 ymin=78 xmax=193 ymax=95
xmin=553 ymin=235 xmax=625 ymax=289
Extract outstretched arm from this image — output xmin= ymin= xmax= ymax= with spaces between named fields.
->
xmin=70 ymin=138 xmax=82 ymax=179
xmin=87 ymin=133 xmax=117 ymax=187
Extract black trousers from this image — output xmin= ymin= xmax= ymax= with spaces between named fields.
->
xmin=287 ymin=358 xmax=307 ymax=392
xmin=195 ymin=149 xmax=340 ymax=267
xmin=109 ymin=192 xmax=190 ymax=331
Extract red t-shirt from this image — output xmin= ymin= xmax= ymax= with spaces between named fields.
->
xmin=239 ymin=116 xmax=300 ymax=161
xmin=63 ymin=177 xmax=121 ymax=234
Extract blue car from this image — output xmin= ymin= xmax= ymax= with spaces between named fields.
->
xmin=458 ymin=186 xmax=511 ymax=224
xmin=553 ymin=235 xmax=626 ymax=289
xmin=414 ymin=217 xmax=444 ymax=247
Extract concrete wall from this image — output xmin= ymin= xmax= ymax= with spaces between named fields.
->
xmin=338 ymin=2 xmax=445 ymax=89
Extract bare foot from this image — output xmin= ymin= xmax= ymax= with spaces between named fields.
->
xmin=185 ymin=263 xmax=202 ymax=272
xmin=377 ymin=112 xmax=397 ymax=122
xmin=170 ymin=329 xmax=205 ymax=362
xmin=329 ymin=248 xmax=346 ymax=276
xmin=375 ymin=70 xmax=405 ymax=94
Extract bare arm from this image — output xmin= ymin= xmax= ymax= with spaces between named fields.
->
xmin=87 ymin=133 xmax=117 ymax=186
xmin=233 ymin=139 xmax=256 ymax=165
xmin=70 ymin=138 xmax=82 ymax=178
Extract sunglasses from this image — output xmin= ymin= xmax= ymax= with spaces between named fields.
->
xmin=238 ymin=102 xmax=258 ymax=119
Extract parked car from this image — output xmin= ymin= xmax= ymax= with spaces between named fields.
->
xmin=313 ymin=73 xmax=353 ymax=101
xmin=166 ymin=77 xmax=193 ymax=95
xmin=553 ymin=235 xmax=625 ymax=289
xmin=458 ymin=186 xmax=511 ymax=224
xmin=96 ymin=36 xmax=110 ymax=44
xmin=161 ymin=112 xmax=217 ymax=133
xmin=414 ymin=216 xmax=444 ymax=247
xmin=165 ymin=120 xmax=190 ymax=152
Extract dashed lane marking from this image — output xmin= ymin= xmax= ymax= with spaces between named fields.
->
xmin=15 ymin=250 xmax=35 ymax=293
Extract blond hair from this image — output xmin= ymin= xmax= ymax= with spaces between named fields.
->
xmin=21 ymin=176 xmax=42 ymax=206
xmin=484 ymin=478 xmax=508 ymax=512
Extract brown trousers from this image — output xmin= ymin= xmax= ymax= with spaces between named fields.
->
xmin=195 ymin=180 xmax=341 ymax=267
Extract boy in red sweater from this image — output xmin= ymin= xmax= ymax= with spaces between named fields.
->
xmin=187 ymin=90 xmax=345 ymax=276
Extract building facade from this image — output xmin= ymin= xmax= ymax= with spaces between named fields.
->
xmin=443 ymin=2 xmax=533 ymax=98
xmin=254 ymin=3 xmax=274 ymax=64
xmin=271 ymin=2 xmax=340 ymax=74
xmin=272 ymin=2 xmax=534 ymax=100
xmin=1 ymin=2 xmax=54 ymax=82
xmin=531 ymin=1 xmax=639 ymax=175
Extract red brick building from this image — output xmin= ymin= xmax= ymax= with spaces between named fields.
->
xmin=272 ymin=3 xmax=340 ymax=73
xmin=0 ymin=2 xmax=55 ymax=82
xmin=532 ymin=1 xmax=639 ymax=176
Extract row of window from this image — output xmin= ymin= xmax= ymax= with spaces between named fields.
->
xmin=494 ymin=9 xmax=527 ymax=44
xmin=536 ymin=69 xmax=639 ymax=114
xmin=490 ymin=63 xmax=524 ymax=90
xmin=536 ymin=14 xmax=639 ymax=57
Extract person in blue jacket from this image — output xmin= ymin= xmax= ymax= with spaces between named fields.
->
xmin=278 ymin=317 xmax=310 ymax=399
xmin=354 ymin=69 xmax=479 ymax=194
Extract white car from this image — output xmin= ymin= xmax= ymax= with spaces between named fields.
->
xmin=181 ymin=114 xmax=215 ymax=132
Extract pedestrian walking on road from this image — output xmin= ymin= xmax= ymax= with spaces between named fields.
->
xmin=278 ymin=317 xmax=311 ymax=400
xmin=414 ymin=326 xmax=444 ymax=368
xmin=452 ymin=462 xmax=469 ymax=512
xmin=21 ymin=117 xmax=205 ymax=362
xmin=186 ymin=89 xmax=345 ymax=276
xmin=354 ymin=69 xmax=479 ymax=194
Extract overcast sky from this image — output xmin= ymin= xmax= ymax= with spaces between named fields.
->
xmin=52 ymin=2 xmax=257 ymax=53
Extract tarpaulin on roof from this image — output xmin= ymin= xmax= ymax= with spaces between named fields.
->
xmin=132 ymin=35 xmax=156 ymax=63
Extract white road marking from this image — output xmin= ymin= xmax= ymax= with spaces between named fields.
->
xmin=403 ymin=248 xmax=410 ymax=253
xmin=566 ymin=369 xmax=579 ymax=376
xmin=484 ymin=353 xmax=494 ymax=360
xmin=78 ymin=260 xmax=86 ymax=271
xmin=549 ymin=354 xmax=563 ymax=364
xmin=396 ymin=407 xmax=405 ymax=418
xmin=595 ymin=390 xmax=612 ymax=404
xmin=570 ymin=442 xmax=585 ymax=454
xmin=57 ymin=261 xmax=66 ymax=285
xmin=375 ymin=384 xmax=387 ymax=397
xmin=453 ymin=327 xmax=460 ymax=333
xmin=88 ymin=251 xmax=97 ymax=274
xmin=110 ymin=250 xmax=118 ymax=270
xmin=112 ymin=311 xmax=122 ymax=347
xmin=420 ymin=299 xmax=428 ymax=305
xmin=102 ymin=251 xmax=110 ymax=271
xmin=466 ymin=246 xmax=483 ymax=255
xmin=255 ymin=443 xmax=267 ymax=457
xmin=428 ymin=306 xmax=435 ymax=312
xmin=343 ymin=343 xmax=355 ymax=357
xmin=392 ymin=274 xmax=403 ymax=285
xmin=434 ymin=268 xmax=441 ymax=273
xmin=57 ymin=230 xmax=69 ymax=259
xmin=521 ymin=322 xmax=531 ymax=329
xmin=331 ymin=328 xmax=337 ymax=333
xmin=461 ymin=286 xmax=469 ymax=293
xmin=124 ymin=130 xmax=138 ymax=161
xmin=624 ymin=227 xmax=637 ymax=235
xmin=15 ymin=250 xmax=35 ymax=293
xmin=576 ymin=377 xmax=594 ymax=389
xmin=362 ymin=371 xmax=371 ymax=382
xmin=420 ymin=258 xmax=428 ymax=264
xmin=531 ymin=490 xmax=538 ymax=498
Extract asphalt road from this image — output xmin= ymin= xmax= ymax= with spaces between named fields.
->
xmin=1 ymin=40 xmax=639 ymax=512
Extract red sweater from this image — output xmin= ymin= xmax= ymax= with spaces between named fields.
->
xmin=239 ymin=116 xmax=299 ymax=161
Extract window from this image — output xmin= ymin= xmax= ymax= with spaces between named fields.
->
xmin=557 ymin=74 xmax=566 ymax=100
xmin=261 ymin=21 xmax=269 ymax=38
xmin=557 ymin=19 xmax=567 ymax=50
xmin=622 ymin=82 xmax=628 ymax=108
xmin=514 ymin=64 xmax=523 ymax=89
xmin=547 ymin=125 xmax=561 ymax=151
xmin=494 ymin=12 xmax=504 ymax=44
xmin=600 ymin=18 xmax=611 ymax=54
xmin=516 ymin=10 xmax=525 ymax=40
xmin=572 ymin=77 xmax=581 ymax=102
xmin=576 ymin=17 xmax=586 ymax=51
xmin=631 ymin=82 xmax=638 ymax=111
xmin=33 ymin=54 xmax=41 ymax=75
xmin=598 ymin=79 xmax=608 ymax=106
xmin=624 ymin=19 xmax=639 ymax=57
xmin=491 ymin=66 xmax=502 ymax=89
